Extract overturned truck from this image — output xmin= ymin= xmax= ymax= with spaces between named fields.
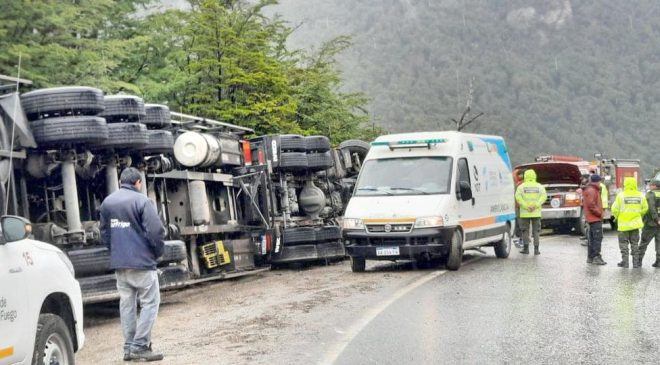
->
xmin=0 ymin=85 xmax=368 ymax=303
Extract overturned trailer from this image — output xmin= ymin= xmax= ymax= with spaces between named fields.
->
xmin=0 ymin=84 xmax=367 ymax=303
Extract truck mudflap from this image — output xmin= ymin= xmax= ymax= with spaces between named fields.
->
xmin=270 ymin=241 xmax=345 ymax=264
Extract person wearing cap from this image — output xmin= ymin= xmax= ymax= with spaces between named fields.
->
xmin=611 ymin=177 xmax=648 ymax=268
xmin=581 ymin=174 xmax=606 ymax=265
xmin=638 ymin=179 xmax=660 ymax=267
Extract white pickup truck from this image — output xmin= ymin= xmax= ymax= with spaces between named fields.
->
xmin=0 ymin=215 xmax=84 ymax=365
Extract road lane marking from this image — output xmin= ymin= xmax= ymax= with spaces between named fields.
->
xmin=319 ymin=256 xmax=483 ymax=365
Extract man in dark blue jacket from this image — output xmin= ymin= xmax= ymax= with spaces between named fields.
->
xmin=100 ymin=167 xmax=165 ymax=362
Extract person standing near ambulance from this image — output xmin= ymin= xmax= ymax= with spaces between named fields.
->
xmin=581 ymin=174 xmax=607 ymax=265
xmin=100 ymin=167 xmax=166 ymax=362
xmin=611 ymin=177 xmax=648 ymax=268
xmin=638 ymin=179 xmax=660 ymax=267
xmin=515 ymin=169 xmax=547 ymax=255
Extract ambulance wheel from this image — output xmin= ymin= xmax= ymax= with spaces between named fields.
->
xmin=350 ymin=256 xmax=366 ymax=272
xmin=494 ymin=228 xmax=511 ymax=259
xmin=32 ymin=314 xmax=75 ymax=365
xmin=446 ymin=229 xmax=463 ymax=271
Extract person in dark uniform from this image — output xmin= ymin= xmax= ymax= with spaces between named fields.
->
xmin=100 ymin=167 xmax=166 ymax=362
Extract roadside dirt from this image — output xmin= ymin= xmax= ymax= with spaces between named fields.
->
xmin=78 ymin=260 xmax=433 ymax=364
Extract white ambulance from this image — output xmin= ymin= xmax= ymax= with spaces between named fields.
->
xmin=0 ymin=215 xmax=84 ymax=365
xmin=342 ymin=131 xmax=516 ymax=272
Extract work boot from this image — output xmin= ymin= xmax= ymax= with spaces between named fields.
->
xmin=534 ymin=246 xmax=540 ymax=255
xmin=520 ymin=245 xmax=529 ymax=254
xmin=652 ymin=260 xmax=660 ymax=268
xmin=592 ymin=256 xmax=607 ymax=265
xmin=130 ymin=344 xmax=164 ymax=362
xmin=632 ymin=257 xmax=642 ymax=268
xmin=586 ymin=256 xmax=593 ymax=264
xmin=124 ymin=350 xmax=131 ymax=362
xmin=617 ymin=257 xmax=629 ymax=268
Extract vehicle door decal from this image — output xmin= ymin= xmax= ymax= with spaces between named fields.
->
xmin=0 ymin=347 xmax=14 ymax=359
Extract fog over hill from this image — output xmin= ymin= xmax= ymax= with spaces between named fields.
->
xmin=173 ymin=0 xmax=660 ymax=173
xmin=269 ymin=0 xmax=660 ymax=172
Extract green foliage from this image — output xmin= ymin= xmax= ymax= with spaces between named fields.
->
xmin=0 ymin=0 xmax=374 ymax=143
xmin=0 ymin=0 xmax=150 ymax=90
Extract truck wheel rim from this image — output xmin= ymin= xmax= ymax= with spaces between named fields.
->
xmin=44 ymin=332 xmax=69 ymax=365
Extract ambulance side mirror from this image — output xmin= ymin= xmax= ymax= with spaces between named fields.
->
xmin=0 ymin=215 xmax=32 ymax=243
xmin=459 ymin=181 xmax=473 ymax=201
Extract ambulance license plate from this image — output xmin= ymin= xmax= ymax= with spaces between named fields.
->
xmin=376 ymin=247 xmax=400 ymax=256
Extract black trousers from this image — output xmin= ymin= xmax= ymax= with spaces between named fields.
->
xmin=587 ymin=221 xmax=603 ymax=259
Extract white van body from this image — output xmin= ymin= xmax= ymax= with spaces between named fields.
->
xmin=0 ymin=217 xmax=84 ymax=365
xmin=342 ymin=131 xmax=516 ymax=271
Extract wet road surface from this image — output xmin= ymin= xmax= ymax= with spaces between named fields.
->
xmin=331 ymin=231 xmax=660 ymax=364
xmin=80 ymin=230 xmax=660 ymax=364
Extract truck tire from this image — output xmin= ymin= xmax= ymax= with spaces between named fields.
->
xmin=494 ymin=228 xmax=512 ymax=259
xmin=158 ymin=264 xmax=189 ymax=287
xmin=144 ymin=104 xmax=172 ymax=129
xmin=315 ymin=226 xmax=341 ymax=242
xmin=304 ymin=135 xmax=331 ymax=152
xmin=67 ymin=246 xmax=111 ymax=277
xmin=446 ymin=229 xmax=463 ymax=271
xmin=280 ymin=134 xmax=305 ymax=152
xmin=282 ymin=227 xmax=316 ymax=245
xmin=99 ymin=95 xmax=146 ymax=122
xmin=32 ymin=313 xmax=75 ymax=365
xmin=337 ymin=139 xmax=370 ymax=174
xmin=158 ymin=240 xmax=187 ymax=264
xmin=140 ymin=130 xmax=174 ymax=154
xmin=278 ymin=152 xmax=308 ymax=172
xmin=307 ymin=151 xmax=334 ymax=172
xmin=95 ymin=122 xmax=148 ymax=149
xmin=77 ymin=274 xmax=116 ymax=295
xmin=21 ymin=86 xmax=105 ymax=120
xmin=350 ymin=256 xmax=366 ymax=272
xmin=338 ymin=139 xmax=370 ymax=154
xmin=30 ymin=116 xmax=108 ymax=147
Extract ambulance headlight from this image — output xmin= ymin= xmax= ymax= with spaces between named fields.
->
xmin=342 ymin=218 xmax=364 ymax=230
xmin=415 ymin=216 xmax=444 ymax=228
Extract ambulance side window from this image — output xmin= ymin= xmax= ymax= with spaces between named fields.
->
xmin=456 ymin=158 xmax=471 ymax=199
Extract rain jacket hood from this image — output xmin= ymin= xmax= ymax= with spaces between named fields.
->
xmin=624 ymin=177 xmax=637 ymax=192
xmin=524 ymin=169 xmax=537 ymax=183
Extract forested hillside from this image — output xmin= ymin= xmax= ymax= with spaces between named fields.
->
xmin=0 ymin=0 xmax=378 ymax=143
xmin=270 ymin=0 xmax=660 ymax=173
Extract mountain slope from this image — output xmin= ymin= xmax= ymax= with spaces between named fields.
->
xmin=269 ymin=0 xmax=660 ymax=173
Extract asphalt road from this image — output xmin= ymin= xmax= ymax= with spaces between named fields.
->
xmin=329 ymin=231 xmax=660 ymax=364
xmin=80 ymin=230 xmax=660 ymax=364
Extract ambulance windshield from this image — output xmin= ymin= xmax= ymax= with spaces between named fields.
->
xmin=354 ymin=157 xmax=453 ymax=196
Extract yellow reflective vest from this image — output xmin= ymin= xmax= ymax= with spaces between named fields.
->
xmin=611 ymin=177 xmax=648 ymax=231
xmin=515 ymin=170 xmax=547 ymax=219
xmin=600 ymin=183 xmax=608 ymax=209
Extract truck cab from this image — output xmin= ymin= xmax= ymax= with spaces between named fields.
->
xmin=342 ymin=131 xmax=516 ymax=272
xmin=0 ymin=215 xmax=84 ymax=365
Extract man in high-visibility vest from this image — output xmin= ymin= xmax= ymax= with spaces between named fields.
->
xmin=638 ymin=180 xmax=660 ymax=267
xmin=600 ymin=182 xmax=609 ymax=209
xmin=515 ymin=169 xmax=547 ymax=255
xmin=611 ymin=177 xmax=648 ymax=268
